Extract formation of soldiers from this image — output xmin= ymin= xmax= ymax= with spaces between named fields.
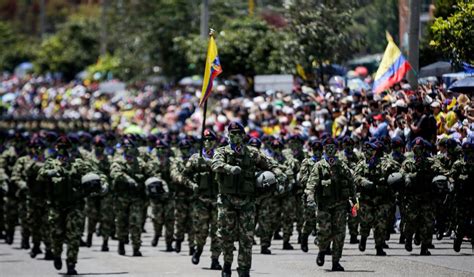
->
xmin=0 ymin=121 xmax=473 ymax=276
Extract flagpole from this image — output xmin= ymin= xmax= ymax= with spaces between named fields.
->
xmin=199 ymin=29 xmax=215 ymax=158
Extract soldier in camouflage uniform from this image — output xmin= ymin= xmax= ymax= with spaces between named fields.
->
xmin=401 ymin=137 xmax=437 ymax=256
xmin=170 ymin=139 xmax=196 ymax=255
xmin=337 ymin=136 xmax=363 ymax=244
xmin=37 ymin=136 xmax=100 ymax=275
xmin=183 ymin=129 xmax=222 ymax=269
xmin=354 ymin=141 xmax=393 ymax=256
xmin=0 ymin=131 xmax=29 ymax=245
xmin=212 ymin=122 xmax=285 ymax=277
xmin=305 ymin=137 xmax=354 ymax=271
xmin=148 ymin=139 xmax=175 ymax=252
xmin=110 ymin=137 xmax=149 ymax=257
xmin=448 ymin=140 xmax=474 ymax=252
xmin=298 ymin=138 xmax=323 ymax=252
xmin=84 ymin=135 xmax=115 ymax=251
xmin=0 ymin=131 xmax=7 ymax=240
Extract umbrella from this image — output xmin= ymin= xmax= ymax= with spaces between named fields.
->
xmin=99 ymin=81 xmax=126 ymax=93
xmin=355 ymin=66 xmax=368 ymax=77
xmin=14 ymin=62 xmax=33 ymax=78
xmin=178 ymin=75 xmax=203 ymax=86
xmin=448 ymin=77 xmax=474 ymax=93
xmin=419 ymin=61 xmax=452 ymax=77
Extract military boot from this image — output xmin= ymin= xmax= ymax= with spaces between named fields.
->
xmin=427 ymin=242 xmax=435 ymax=249
xmin=211 ymin=258 xmax=222 ymax=270
xmin=359 ymin=236 xmax=367 ymax=252
xmin=222 ymin=262 xmax=232 ymax=277
xmin=300 ymin=234 xmax=309 ymax=253
xmin=86 ymin=233 xmax=93 ymax=247
xmin=133 ymin=248 xmax=142 ymax=257
xmin=44 ymin=249 xmax=54 ymax=260
xmin=382 ymin=241 xmax=389 ymax=249
xmin=118 ymin=241 xmax=125 ymax=256
xmin=237 ymin=269 xmax=250 ymax=277
xmin=414 ymin=233 xmax=420 ymax=246
xmin=189 ymin=246 xmax=195 ymax=256
xmin=297 ymin=232 xmax=301 ymax=244
xmin=376 ymin=246 xmax=387 ymax=256
xmin=350 ymin=234 xmax=359 ymax=244
xmin=332 ymin=261 xmax=345 ymax=271
xmin=453 ymin=237 xmax=462 ymax=252
xmin=53 ymin=256 xmax=62 ymax=270
xmin=420 ymin=244 xmax=431 ymax=256
xmin=283 ymin=240 xmax=294 ymax=250
xmin=260 ymin=246 xmax=271 ymax=255
xmin=30 ymin=243 xmax=42 ymax=258
xmin=192 ymin=247 xmax=203 ymax=264
xmin=0 ymin=230 xmax=5 ymax=239
xmin=316 ymin=250 xmax=325 ymax=266
xmin=151 ymin=234 xmax=159 ymax=247
xmin=405 ymin=237 xmax=413 ymax=252
xmin=21 ymin=236 xmax=30 ymax=249
xmin=165 ymin=241 xmax=174 ymax=252
xmin=324 ymin=245 xmax=332 ymax=255
xmin=80 ymin=238 xmax=87 ymax=247
xmin=66 ymin=262 xmax=77 ymax=275
xmin=174 ymin=240 xmax=182 ymax=253
xmin=101 ymin=238 xmax=109 ymax=252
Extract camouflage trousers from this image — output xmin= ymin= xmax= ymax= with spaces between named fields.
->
xmin=150 ymin=198 xmax=175 ymax=244
xmin=316 ymin=204 xmax=347 ymax=263
xmin=454 ymin=199 xmax=473 ymax=243
xmin=256 ymin=195 xmax=279 ymax=248
xmin=18 ymin=193 xmax=30 ymax=240
xmin=217 ymin=194 xmax=255 ymax=273
xmin=403 ymin=199 xmax=434 ymax=246
xmin=115 ymin=196 xmax=144 ymax=249
xmin=85 ymin=194 xmax=115 ymax=239
xmin=295 ymin=192 xmax=304 ymax=236
xmin=281 ymin=194 xmax=297 ymax=241
xmin=174 ymin=196 xmax=194 ymax=247
xmin=49 ymin=206 xmax=84 ymax=263
xmin=4 ymin=195 xmax=19 ymax=234
xmin=193 ymin=196 xmax=221 ymax=259
xmin=28 ymin=197 xmax=51 ymax=250
xmin=359 ymin=201 xmax=391 ymax=247
xmin=301 ymin=196 xmax=316 ymax=236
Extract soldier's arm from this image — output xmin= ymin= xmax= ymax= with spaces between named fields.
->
xmin=11 ymin=158 xmax=27 ymax=190
xmin=297 ymin=159 xmax=309 ymax=187
xmin=211 ymin=147 xmax=232 ymax=174
xmin=305 ymin=165 xmax=319 ymax=204
xmin=110 ymin=160 xmax=133 ymax=182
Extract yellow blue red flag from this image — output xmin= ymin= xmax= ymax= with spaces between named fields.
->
xmin=199 ymin=36 xmax=222 ymax=107
xmin=373 ymin=32 xmax=412 ymax=93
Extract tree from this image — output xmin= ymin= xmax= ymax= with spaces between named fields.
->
xmin=34 ymin=17 xmax=100 ymax=80
xmin=286 ymin=0 xmax=357 ymax=79
xmin=0 ymin=21 xmax=37 ymax=72
xmin=430 ymin=1 xmax=474 ymax=66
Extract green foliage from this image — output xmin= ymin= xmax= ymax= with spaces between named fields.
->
xmin=0 ymin=21 xmax=37 ymax=72
xmin=174 ymin=18 xmax=290 ymax=77
xmin=430 ymin=2 xmax=474 ymax=66
xmin=34 ymin=17 xmax=100 ymax=80
xmin=86 ymin=54 xmax=121 ymax=81
xmin=286 ymin=0 xmax=358 ymax=71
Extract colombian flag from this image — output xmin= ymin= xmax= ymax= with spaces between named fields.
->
xmin=199 ymin=36 xmax=222 ymax=107
xmin=373 ymin=32 xmax=412 ymax=93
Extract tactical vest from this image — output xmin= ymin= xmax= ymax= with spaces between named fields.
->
xmin=197 ymin=171 xmax=218 ymax=197
xmin=48 ymin=167 xmax=81 ymax=207
xmin=218 ymin=147 xmax=256 ymax=196
xmin=315 ymin=161 xmax=351 ymax=208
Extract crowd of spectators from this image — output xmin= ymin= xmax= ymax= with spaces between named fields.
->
xmin=1 ymin=73 xmax=473 ymax=146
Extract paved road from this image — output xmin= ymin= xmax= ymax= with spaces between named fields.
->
xmin=0 ymin=222 xmax=473 ymax=276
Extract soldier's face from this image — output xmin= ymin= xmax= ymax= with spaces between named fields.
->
xmin=229 ymin=132 xmax=244 ymax=146
xmin=203 ymin=139 xmax=215 ymax=150
xmin=324 ymin=144 xmax=336 ymax=157
xmin=312 ymin=148 xmax=322 ymax=158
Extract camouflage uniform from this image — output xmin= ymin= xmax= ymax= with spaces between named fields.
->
xmin=306 ymin=138 xmax=354 ymax=271
xmin=184 ymin=148 xmax=222 ymax=266
xmin=298 ymin=154 xmax=318 ymax=251
xmin=400 ymin=138 xmax=437 ymax=255
xmin=212 ymin=123 xmax=284 ymax=277
xmin=110 ymin=147 xmax=149 ymax=256
xmin=354 ymin=142 xmax=393 ymax=255
xmin=447 ymin=141 xmax=474 ymax=252
xmin=147 ymin=143 xmax=175 ymax=251
xmin=37 ymin=149 xmax=92 ymax=274
xmin=170 ymin=142 xmax=196 ymax=253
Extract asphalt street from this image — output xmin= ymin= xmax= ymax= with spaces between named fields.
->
xmin=0 ymin=221 xmax=473 ymax=277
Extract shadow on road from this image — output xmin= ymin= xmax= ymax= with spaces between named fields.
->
xmin=59 ymin=272 xmax=128 ymax=276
